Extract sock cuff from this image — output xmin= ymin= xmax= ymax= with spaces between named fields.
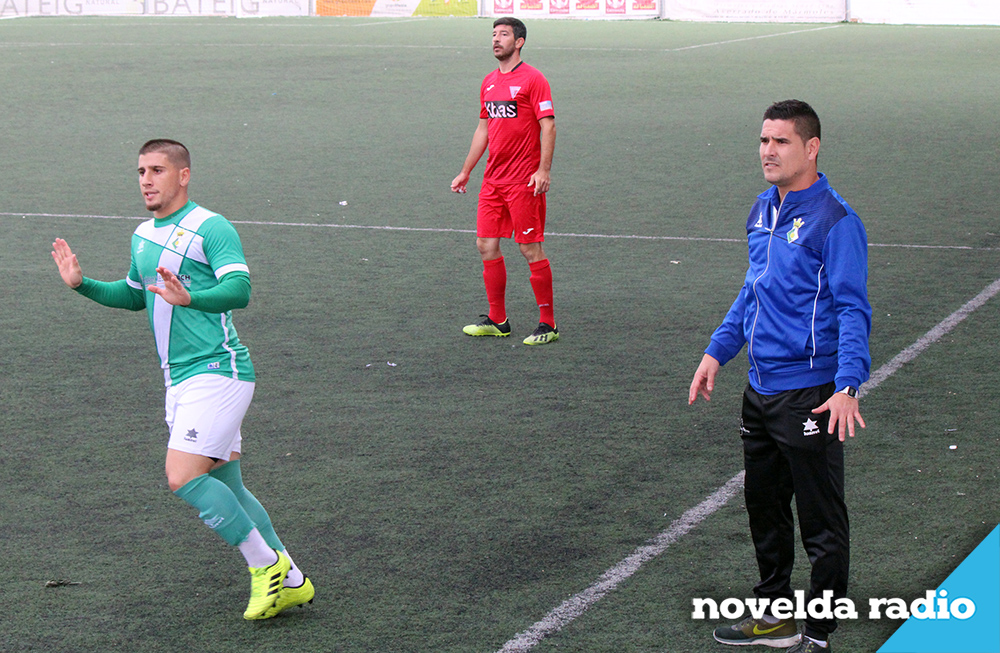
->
xmin=528 ymin=258 xmax=550 ymax=272
xmin=173 ymin=474 xmax=212 ymax=502
xmin=484 ymin=256 xmax=505 ymax=269
xmin=209 ymin=459 xmax=243 ymax=488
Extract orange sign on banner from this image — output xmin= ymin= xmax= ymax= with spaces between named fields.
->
xmin=316 ymin=0 xmax=376 ymax=14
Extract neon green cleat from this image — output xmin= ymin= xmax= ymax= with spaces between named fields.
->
xmin=463 ymin=315 xmax=511 ymax=337
xmin=243 ymin=550 xmax=291 ymax=620
xmin=263 ymin=576 xmax=315 ymax=618
xmin=523 ymin=322 xmax=559 ymax=345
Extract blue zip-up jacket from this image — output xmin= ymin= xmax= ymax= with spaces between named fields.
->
xmin=705 ymin=173 xmax=872 ymax=394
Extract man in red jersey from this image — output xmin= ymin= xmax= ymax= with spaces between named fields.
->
xmin=451 ymin=17 xmax=559 ymax=346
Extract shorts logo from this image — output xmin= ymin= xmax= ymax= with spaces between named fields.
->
xmin=486 ymin=100 xmax=518 ymax=119
xmin=522 ymin=227 xmax=535 ymax=235
xmin=207 ymin=362 xmax=221 ymax=370
xmin=802 ymin=418 xmax=820 ymax=437
xmin=184 ymin=428 xmax=199 ymax=442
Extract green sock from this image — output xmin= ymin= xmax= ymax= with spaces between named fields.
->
xmin=174 ymin=474 xmax=254 ymax=547
xmin=209 ymin=460 xmax=284 ymax=551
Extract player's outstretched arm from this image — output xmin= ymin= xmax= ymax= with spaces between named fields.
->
xmin=688 ymin=353 xmax=720 ymax=405
xmin=149 ymin=266 xmax=191 ymax=306
xmin=51 ymin=238 xmax=83 ymax=289
xmin=812 ymin=393 xmax=865 ymax=442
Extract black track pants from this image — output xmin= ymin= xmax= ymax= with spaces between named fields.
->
xmin=741 ymin=382 xmax=849 ymax=640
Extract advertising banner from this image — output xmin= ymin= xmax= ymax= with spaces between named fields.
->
xmin=489 ymin=0 xmax=657 ymax=18
xmin=236 ymin=0 xmax=309 ymax=16
xmin=0 ymin=0 xmax=142 ymax=16
xmin=316 ymin=0 xmax=473 ymax=15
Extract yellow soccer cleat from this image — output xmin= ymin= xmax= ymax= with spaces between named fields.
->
xmin=463 ymin=315 xmax=511 ymax=337
xmin=263 ymin=576 xmax=315 ymax=618
xmin=523 ymin=322 xmax=559 ymax=346
xmin=243 ymin=550 xmax=291 ymax=620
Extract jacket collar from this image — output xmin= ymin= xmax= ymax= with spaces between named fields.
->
xmin=758 ymin=172 xmax=829 ymax=205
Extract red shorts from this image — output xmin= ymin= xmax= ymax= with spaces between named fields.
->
xmin=477 ymin=181 xmax=546 ymax=244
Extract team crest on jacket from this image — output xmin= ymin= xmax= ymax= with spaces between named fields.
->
xmin=786 ymin=218 xmax=804 ymax=244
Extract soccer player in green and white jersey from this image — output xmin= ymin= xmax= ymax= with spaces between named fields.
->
xmin=51 ymin=139 xmax=313 ymax=620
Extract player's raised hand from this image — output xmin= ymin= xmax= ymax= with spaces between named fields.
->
xmin=51 ymin=238 xmax=83 ymax=289
xmin=149 ymin=266 xmax=191 ymax=306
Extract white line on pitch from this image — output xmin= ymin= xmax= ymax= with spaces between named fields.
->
xmin=0 ymin=25 xmax=839 ymax=51
xmin=494 ymin=276 xmax=1000 ymax=652
xmin=665 ymin=24 xmax=842 ymax=51
xmin=861 ymin=277 xmax=1000 ymax=395
xmin=4 ymin=212 xmax=997 ymax=251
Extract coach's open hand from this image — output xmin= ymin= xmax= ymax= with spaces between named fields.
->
xmin=813 ymin=393 xmax=865 ymax=442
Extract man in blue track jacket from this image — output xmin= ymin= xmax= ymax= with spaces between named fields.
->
xmin=689 ymin=100 xmax=871 ymax=653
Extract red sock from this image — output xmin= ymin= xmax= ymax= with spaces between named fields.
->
xmin=483 ymin=256 xmax=507 ymax=324
xmin=528 ymin=258 xmax=555 ymax=327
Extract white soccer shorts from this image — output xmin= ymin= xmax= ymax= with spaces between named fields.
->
xmin=164 ymin=374 xmax=255 ymax=459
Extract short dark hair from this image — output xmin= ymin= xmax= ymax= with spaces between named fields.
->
xmin=763 ymin=100 xmax=821 ymax=143
xmin=139 ymin=139 xmax=191 ymax=169
xmin=493 ymin=17 xmax=527 ymax=44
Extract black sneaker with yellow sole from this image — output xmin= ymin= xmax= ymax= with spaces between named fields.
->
xmin=713 ymin=616 xmax=800 ymax=647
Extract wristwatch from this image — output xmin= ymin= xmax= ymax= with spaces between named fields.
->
xmin=838 ymin=386 xmax=858 ymax=398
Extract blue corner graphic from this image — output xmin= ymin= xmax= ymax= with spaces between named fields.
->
xmin=878 ymin=525 xmax=1000 ymax=653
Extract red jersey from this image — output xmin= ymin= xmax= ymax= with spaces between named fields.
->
xmin=479 ymin=61 xmax=555 ymax=186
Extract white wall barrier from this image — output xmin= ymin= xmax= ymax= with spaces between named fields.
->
xmin=659 ymin=0 xmax=845 ymax=22
xmin=2 ymin=0 xmax=999 ymax=24
xmin=850 ymin=0 xmax=1000 ymax=26
xmin=0 ymin=0 xmax=308 ymax=15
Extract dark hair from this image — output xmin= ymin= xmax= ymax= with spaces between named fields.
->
xmin=763 ymin=100 xmax=821 ymax=143
xmin=493 ymin=17 xmax=527 ymax=43
xmin=139 ymin=139 xmax=191 ymax=169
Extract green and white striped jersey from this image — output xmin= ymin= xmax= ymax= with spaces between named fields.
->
xmin=126 ymin=201 xmax=255 ymax=387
